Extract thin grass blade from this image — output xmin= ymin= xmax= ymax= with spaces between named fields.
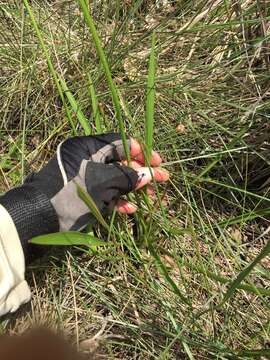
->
xmin=87 ymin=73 xmax=102 ymax=133
xmin=76 ymin=183 xmax=110 ymax=231
xmin=23 ymin=0 xmax=61 ymax=101
xmin=77 ymin=0 xmax=130 ymax=161
xmin=237 ymin=348 xmax=270 ymax=358
xmin=60 ymin=78 xmax=91 ymax=135
xmin=145 ymin=32 xmax=157 ymax=162
xmin=220 ymin=240 xmax=270 ymax=306
xmin=24 ymin=0 xmax=91 ymax=135
xmin=149 ymin=243 xmax=192 ymax=307
xmin=23 ymin=0 xmax=75 ymax=132
xmin=180 ymin=258 xmax=270 ymax=296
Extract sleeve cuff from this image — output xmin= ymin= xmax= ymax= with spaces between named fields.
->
xmin=0 ymin=185 xmax=59 ymax=261
xmin=0 ymin=205 xmax=31 ymax=316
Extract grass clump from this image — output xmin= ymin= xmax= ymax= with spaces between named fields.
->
xmin=0 ymin=1 xmax=270 ymax=358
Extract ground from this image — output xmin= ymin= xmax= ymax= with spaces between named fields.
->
xmin=0 ymin=0 xmax=270 ymax=359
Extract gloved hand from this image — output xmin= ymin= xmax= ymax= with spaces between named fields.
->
xmin=0 ymin=132 xmax=169 ymax=315
xmin=0 ymin=133 xmax=168 ymax=259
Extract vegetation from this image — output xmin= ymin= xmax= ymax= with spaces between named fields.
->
xmin=0 ymin=0 xmax=269 ymax=358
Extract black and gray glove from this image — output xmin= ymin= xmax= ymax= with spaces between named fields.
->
xmin=0 ymin=133 xmax=138 ymax=258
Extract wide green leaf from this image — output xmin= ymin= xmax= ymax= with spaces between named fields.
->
xmin=30 ymin=231 xmax=110 ymax=247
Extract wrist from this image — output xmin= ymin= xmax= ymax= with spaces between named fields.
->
xmin=0 ymin=184 xmax=59 ymax=260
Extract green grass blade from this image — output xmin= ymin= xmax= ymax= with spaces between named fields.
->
xmin=220 ymin=240 xmax=270 ymax=306
xmin=145 ymin=32 xmax=157 ymax=162
xmin=198 ymin=177 xmax=270 ymax=204
xmin=182 ymin=341 xmax=196 ymax=360
xmin=181 ymin=258 xmax=270 ymax=296
xmin=30 ymin=231 xmax=110 ymax=247
xmin=23 ymin=0 xmax=61 ymax=101
xmin=59 ymin=78 xmax=91 ymax=135
xmin=23 ymin=0 xmax=90 ymax=135
xmin=77 ymin=0 xmax=130 ymax=161
xmin=87 ymin=73 xmax=102 ymax=133
xmin=76 ymin=184 xmax=110 ymax=231
xmin=217 ymin=208 xmax=270 ymax=227
xmin=237 ymin=348 xmax=270 ymax=358
xmin=23 ymin=0 xmax=75 ymax=133
xmin=149 ymin=243 xmax=192 ymax=308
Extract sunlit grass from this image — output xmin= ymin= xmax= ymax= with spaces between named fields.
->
xmin=1 ymin=0 xmax=270 ymax=358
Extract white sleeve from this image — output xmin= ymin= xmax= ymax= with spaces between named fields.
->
xmin=0 ymin=204 xmax=31 ymax=316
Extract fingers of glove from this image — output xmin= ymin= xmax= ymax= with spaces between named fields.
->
xmin=87 ymin=135 xmax=162 ymax=165
xmin=89 ymin=133 xmax=131 ymax=163
xmin=59 ymin=134 xmax=162 ymax=184
xmin=130 ymin=138 xmax=162 ymax=166
xmin=115 ymin=199 xmax=137 ymax=214
xmin=79 ymin=134 xmax=162 ymax=165
xmin=85 ymin=162 xmax=139 ymax=205
xmin=60 ymin=134 xmax=129 ymax=176
xmin=135 ymin=167 xmax=170 ymax=190
xmin=88 ymin=135 xmax=162 ymax=165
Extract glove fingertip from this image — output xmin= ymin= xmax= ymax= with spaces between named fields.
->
xmin=118 ymin=164 xmax=139 ymax=192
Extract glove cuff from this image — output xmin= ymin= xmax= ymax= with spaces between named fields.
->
xmin=0 ymin=185 xmax=59 ymax=261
